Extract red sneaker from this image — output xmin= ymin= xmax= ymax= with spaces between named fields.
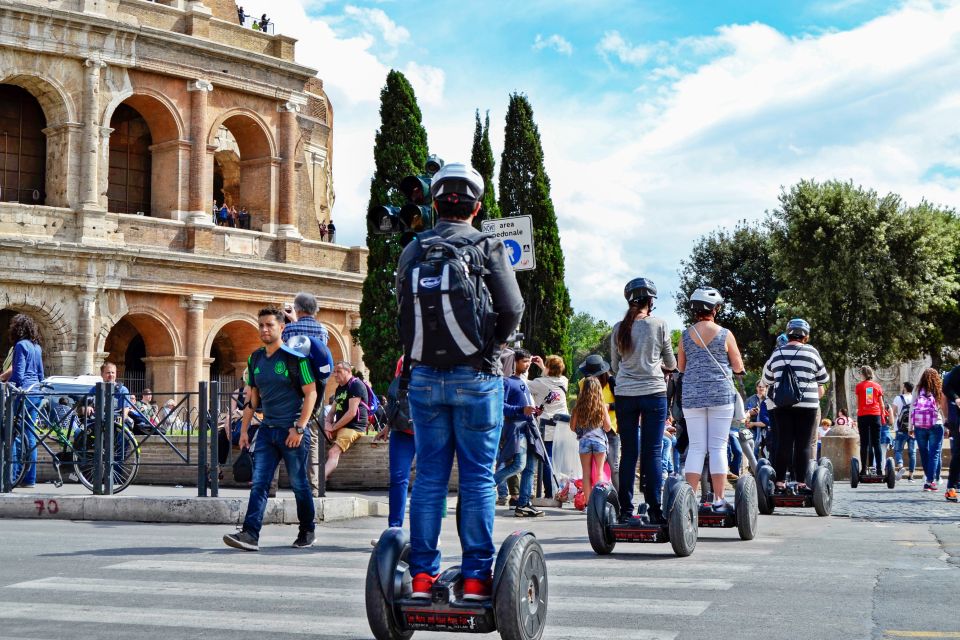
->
xmin=411 ymin=573 xmax=438 ymax=599
xmin=463 ymin=577 xmax=493 ymax=601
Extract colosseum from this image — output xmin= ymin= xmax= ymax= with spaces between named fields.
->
xmin=0 ymin=0 xmax=366 ymax=397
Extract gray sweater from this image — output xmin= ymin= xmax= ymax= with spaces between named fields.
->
xmin=610 ymin=316 xmax=676 ymax=397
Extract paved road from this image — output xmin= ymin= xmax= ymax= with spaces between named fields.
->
xmin=0 ymin=484 xmax=957 ymax=640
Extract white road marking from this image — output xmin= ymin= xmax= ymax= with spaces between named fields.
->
xmin=6 ymin=578 xmax=711 ymax=616
xmin=0 ymin=602 xmax=679 ymax=638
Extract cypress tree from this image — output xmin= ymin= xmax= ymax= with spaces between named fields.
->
xmin=356 ymin=70 xmax=428 ymax=389
xmin=498 ymin=93 xmax=571 ymax=360
xmin=470 ymin=109 xmax=501 ymax=228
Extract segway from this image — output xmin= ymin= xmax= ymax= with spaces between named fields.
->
xmin=850 ymin=456 xmax=896 ymax=489
xmin=697 ymin=475 xmax=759 ymax=541
xmin=756 ymin=457 xmax=833 ymax=517
xmin=366 ymin=527 xmax=547 ymax=640
xmin=586 ymin=476 xmax=698 ymax=557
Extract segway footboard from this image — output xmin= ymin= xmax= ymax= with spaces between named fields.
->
xmin=399 ymin=567 xmax=497 ymax=633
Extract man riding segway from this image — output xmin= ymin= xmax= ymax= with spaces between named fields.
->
xmin=366 ymin=162 xmax=546 ymax=640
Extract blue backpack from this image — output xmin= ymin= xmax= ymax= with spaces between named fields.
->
xmin=285 ymin=335 xmax=333 ymax=390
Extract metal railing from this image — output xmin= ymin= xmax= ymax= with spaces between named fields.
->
xmin=0 ymin=381 xmax=225 ymax=497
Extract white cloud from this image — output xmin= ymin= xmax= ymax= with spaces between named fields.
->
xmin=597 ymin=30 xmax=650 ymax=65
xmin=343 ymin=5 xmax=410 ymax=47
xmin=533 ymin=34 xmax=573 ymax=56
xmin=403 ymin=62 xmax=446 ymax=107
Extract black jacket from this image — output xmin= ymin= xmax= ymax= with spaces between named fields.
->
xmin=396 ymin=218 xmax=524 ymax=375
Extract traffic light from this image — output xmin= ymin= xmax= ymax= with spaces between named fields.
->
xmin=367 ymin=157 xmax=444 ymax=245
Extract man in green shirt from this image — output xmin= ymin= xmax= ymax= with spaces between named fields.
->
xmin=223 ymin=308 xmax=317 ymax=552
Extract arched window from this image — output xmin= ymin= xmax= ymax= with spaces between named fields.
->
xmin=0 ymin=85 xmax=46 ymax=204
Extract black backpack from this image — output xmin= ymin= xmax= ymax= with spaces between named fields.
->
xmin=385 ymin=376 xmax=413 ymax=435
xmin=772 ymin=347 xmax=805 ymax=408
xmin=398 ymin=232 xmax=496 ymax=368
xmin=232 ymin=449 xmax=253 ymax=483
xmin=896 ymin=394 xmax=911 ymax=433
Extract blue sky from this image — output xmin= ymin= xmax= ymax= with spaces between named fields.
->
xmin=240 ymin=0 xmax=960 ymax=330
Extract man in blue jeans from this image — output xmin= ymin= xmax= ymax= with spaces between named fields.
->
xmin=223 ymin=307 xmax=317 ymax=551
xmin=396 ymin=162 xmax=524 ymax=602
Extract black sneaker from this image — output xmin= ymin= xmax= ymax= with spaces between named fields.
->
xmin=646 ymin=509 xmax=667 ymax=526
xmin=223 ymin=530 xmax=259 ymax=551
xmin=514 ymin=504 xmax=544 ymax=518
xmin=293 ymin=530 xmax=315 ymax=548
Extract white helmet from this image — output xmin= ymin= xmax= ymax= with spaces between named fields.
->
xmin=430 ymin=162 xmax=484 ymax=201
xmin=690 ymin=287 xmax=724 ymax=313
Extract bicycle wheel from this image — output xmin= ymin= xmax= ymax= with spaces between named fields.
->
xmin=72 ymin=427 xmax=96 ymax=491
xmin=110 ymin=429 xmax=140 ymax=493
xmin=72 ymin=427 xmax=141 ymax=493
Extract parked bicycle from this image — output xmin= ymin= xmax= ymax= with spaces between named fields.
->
xmin=4 ymin=381 xmax=141 ymax=493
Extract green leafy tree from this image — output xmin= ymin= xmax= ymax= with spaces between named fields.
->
xmin=568 ymin=311 xmax=612 ymax=373
xmin=470 ymin=110 xmax=501 ymax=228
xmin=769 ymin=180 xmax=956 ymax=410
xmin=498 ymin=93 xmax=571 ymax=359
xmin=356 ymin=70 xmax=428 ymax=389
xmin=675 ymin=221 xmax=784 ymax=369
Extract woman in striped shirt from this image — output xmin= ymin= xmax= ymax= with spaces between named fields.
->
xmin=761 ymin=319 xmax=829 ymax=489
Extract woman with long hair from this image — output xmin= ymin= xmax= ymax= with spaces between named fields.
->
xmin=911 ymin=368 xmax=947 ymax=491
xmin=678 ymin=287 xmax=745 ymax=510
xmin=570 ymin=376 xmax=611 ymax=502
xmin=7 ymin=314 xmax=44 ymax=487
xmin=610 ymin=277 xmax=676 ymax=523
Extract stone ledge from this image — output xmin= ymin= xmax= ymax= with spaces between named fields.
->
xmin=0 ymin=493 xmax=385 ymax=524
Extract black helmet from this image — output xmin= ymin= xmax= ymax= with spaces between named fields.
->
xmin=624 ymin=277 xmax=657 ymax=303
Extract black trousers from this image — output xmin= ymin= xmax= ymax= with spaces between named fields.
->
xmin=772 ymin=407 xmax=817 ymax=483
xmin=857 ymin=415 xmax=883 ymax=473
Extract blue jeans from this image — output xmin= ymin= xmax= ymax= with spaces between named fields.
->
xmin=494 ymin=446 xmax=536 ymax=506
xmin=880 ymin=428 xmax=894 ymax=449
xmin=893 ymin=432 xmax=916 ymax=472
xmin=407 ymin=366 xmax=503 ymax=581
xmin=242 ymin=427 xmax=315 ymax=538
xmin=388 ymin=430 xmax=416 ymax=527
xmin=915 ymin=425 xmax=944 ymax=484
xmin=661 ymin=435 xmax=678 ymax=473
xmin=728 ymin=428 xmax=743 ymax=475
xmin=615 ymin=394 xmax=668 ymax=518
xmin=13 ymin=395 xmax=41 ymax=486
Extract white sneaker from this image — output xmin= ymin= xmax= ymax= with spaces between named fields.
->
xmin=896 ymin=468 xmax=905 ymax=480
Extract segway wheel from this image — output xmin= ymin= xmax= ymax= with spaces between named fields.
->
xmin=668 ymin=483 xmax=698 ymax=557
xmin=884 ymin=457 xmax=896 ymax=489
xmin=804 ymin=459 xmax=818 ymax=488
xmin=818 ymin=457 xmax=834 ymax=476
xmin=812 ymin=467 xmax=833 ymax=517
xmin=365 ymin=532 xmax=412 ymax=640
xmin=850 ymin=458 xmax=860 ymax=488
xmin=756 ymin=465 xmax=775 ymax=515
xmin=494 ymin=534 xmax=548 ymax=640
xmin=734 ymin=475 xmax=759 ymax=541
xmin=586 ymin=484 xmax=618 ymax=555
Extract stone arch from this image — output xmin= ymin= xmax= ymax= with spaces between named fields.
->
xmin=102 ymin=90 xmax=184 ymax=143
xmin=0 ymin=72 xmax=77 ymax=208
xmin=207 ymin=108 xmax=277 ymax=158
xmin=207 ymin=109 xmax=277 ymax=230
xmin=103 ymin=92 xmax=186 ymax=218
xmin=0 ymin=72 xmax=76 ymax=127
xmin=99 ymin=309 xmax=180 ymax=394
xmin=0 ymin=289 xmax=72 ymax=353
xmin=205 ymin=315 xmax=259 ymax=389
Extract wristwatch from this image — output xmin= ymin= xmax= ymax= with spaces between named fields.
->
xmin=294 ymin=424 xmax=305 ymax=435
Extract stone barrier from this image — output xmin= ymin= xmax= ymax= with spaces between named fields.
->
xmin=821 ymin=435 xmax=859 ymax=480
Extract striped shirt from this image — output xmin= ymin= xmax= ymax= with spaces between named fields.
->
xmin=761 ymin=344 xmax=828 ymax=409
